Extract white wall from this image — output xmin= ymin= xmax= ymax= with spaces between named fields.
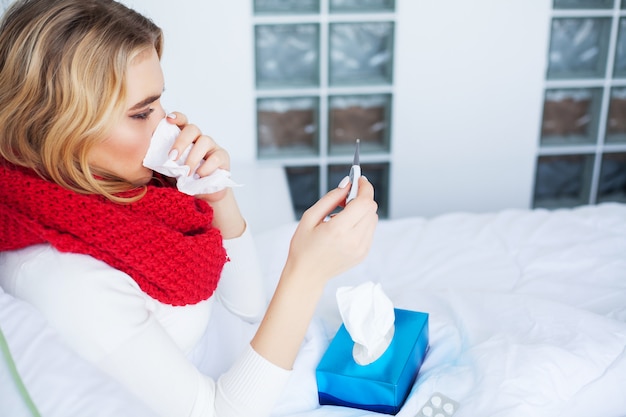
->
xmin=392 ymin=0 xmax=551 ymax=217
xmin=124 ymin=0 xmax=552 ymax=219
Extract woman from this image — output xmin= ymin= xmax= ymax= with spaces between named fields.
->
xmin=0 ymin=1 xmax=378 ymax=416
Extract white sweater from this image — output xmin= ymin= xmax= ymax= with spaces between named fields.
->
xmin=0 ymin=227 xmax=291 ymax=417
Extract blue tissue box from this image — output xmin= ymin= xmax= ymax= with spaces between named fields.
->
xmin=316 ymin=309 xmax=429 ymax=415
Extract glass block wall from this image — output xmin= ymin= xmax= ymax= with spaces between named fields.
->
xmin=253 ymin=0 xmax=395 ymax=218
xmin=534 ymin=0 xmax=626 ymax=208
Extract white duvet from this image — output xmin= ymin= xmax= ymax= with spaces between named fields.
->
xmin=255 ymin=203 xmax=626 ymax=417
xmin=1 ymin=203 xmax=625 ymax=417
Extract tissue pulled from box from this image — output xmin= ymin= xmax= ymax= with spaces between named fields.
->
xmin=336 ymin=282 xmax=395 ymax=365
xmin=142 ymin=118 xmax=240 ymax=195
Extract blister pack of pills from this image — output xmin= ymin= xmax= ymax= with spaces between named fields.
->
xmin=414 ymin=392 xmax=459 ymax=417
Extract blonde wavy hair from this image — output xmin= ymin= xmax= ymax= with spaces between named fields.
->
xmin=0 ymin=0 xmax=163 ymax=201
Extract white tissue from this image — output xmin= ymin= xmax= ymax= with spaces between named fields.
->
xmin=142 ymin=118 xmax=240 ymax=195
xmin=336 ymin=282 xmax=395 ymax=365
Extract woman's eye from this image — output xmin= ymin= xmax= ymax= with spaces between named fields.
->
xmin=131 ymin=108 xmax=155 ymax=120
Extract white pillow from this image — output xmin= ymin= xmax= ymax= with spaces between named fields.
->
xmin=0 ymin=286 xmax=158 ymax=417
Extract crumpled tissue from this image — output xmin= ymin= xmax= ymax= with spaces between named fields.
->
xmin=142 ymin=118 xmax=240 ymax=195
xmin=336 ymin=281 xmax=395 ymax=366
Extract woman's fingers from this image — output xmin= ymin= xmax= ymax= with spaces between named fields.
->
xmin=300 ymin=186 xmax=350 ymax=228
xmin=302 ymin=176 xmax=377 ymax=229
xmin=164 ymin=112 xmax=230 ymax=174
xmin=332 ymin=178 xmax=378 ymax=227
xmin=166 ymin=111 xmax=185 ymax=125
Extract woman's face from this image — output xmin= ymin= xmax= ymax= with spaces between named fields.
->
xmin=88 ymin=47 xmax=165 ymax=185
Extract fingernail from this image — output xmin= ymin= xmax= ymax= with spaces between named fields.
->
xmin=338 ymin=176 xmax=350 ymax=189
xmin=361 ymin=175 xmax=368 ymax=182
xmin=167 ymin=112 xmax=177 ymax=119
xmin=168 ymin=149 xmax=178 ymax=161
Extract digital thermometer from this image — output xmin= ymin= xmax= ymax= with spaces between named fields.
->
xmin=346 ymin=139 xmax=361 ymax=204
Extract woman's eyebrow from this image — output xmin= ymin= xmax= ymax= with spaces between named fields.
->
xmin=128 ymin=94 xmax=161 ymax=111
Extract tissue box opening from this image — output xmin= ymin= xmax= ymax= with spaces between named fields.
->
xmin=316 ymin=309 xmax=429 ymax=415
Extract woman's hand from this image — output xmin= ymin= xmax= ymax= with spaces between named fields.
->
xmin=286 ymin=176 xmax=379 ymax=284
xmin=165 ymin=112 xmax=230 ymax=203
xmin=165 ymin=112 xmax=245 ymax=238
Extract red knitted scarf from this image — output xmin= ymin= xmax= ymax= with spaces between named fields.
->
xmin=0 ymin=163 xmax=227 ymax=306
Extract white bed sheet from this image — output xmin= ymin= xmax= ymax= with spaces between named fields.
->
xmin=255 ymin=203 xmax=626 ymax=417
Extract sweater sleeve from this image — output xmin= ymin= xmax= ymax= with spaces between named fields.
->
xmin=215 ymin=225 xmax=267 ymax=323
xmin=1 ymin=245 xmax=290 ymax=417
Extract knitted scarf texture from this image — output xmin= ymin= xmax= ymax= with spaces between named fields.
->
xmin=0 ymin=163 xmax=227 ymax=306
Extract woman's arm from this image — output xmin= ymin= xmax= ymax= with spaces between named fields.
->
xmin=215 ymin=225 xmax=267 ymax=323
xmin=252 ymin=176 xmax=378 ymax=369
xmin=204 ymin=188 xmax=245 ymax=239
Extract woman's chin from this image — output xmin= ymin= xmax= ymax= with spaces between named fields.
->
xmin=132 ymin=170 xmax=156 ymax=186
